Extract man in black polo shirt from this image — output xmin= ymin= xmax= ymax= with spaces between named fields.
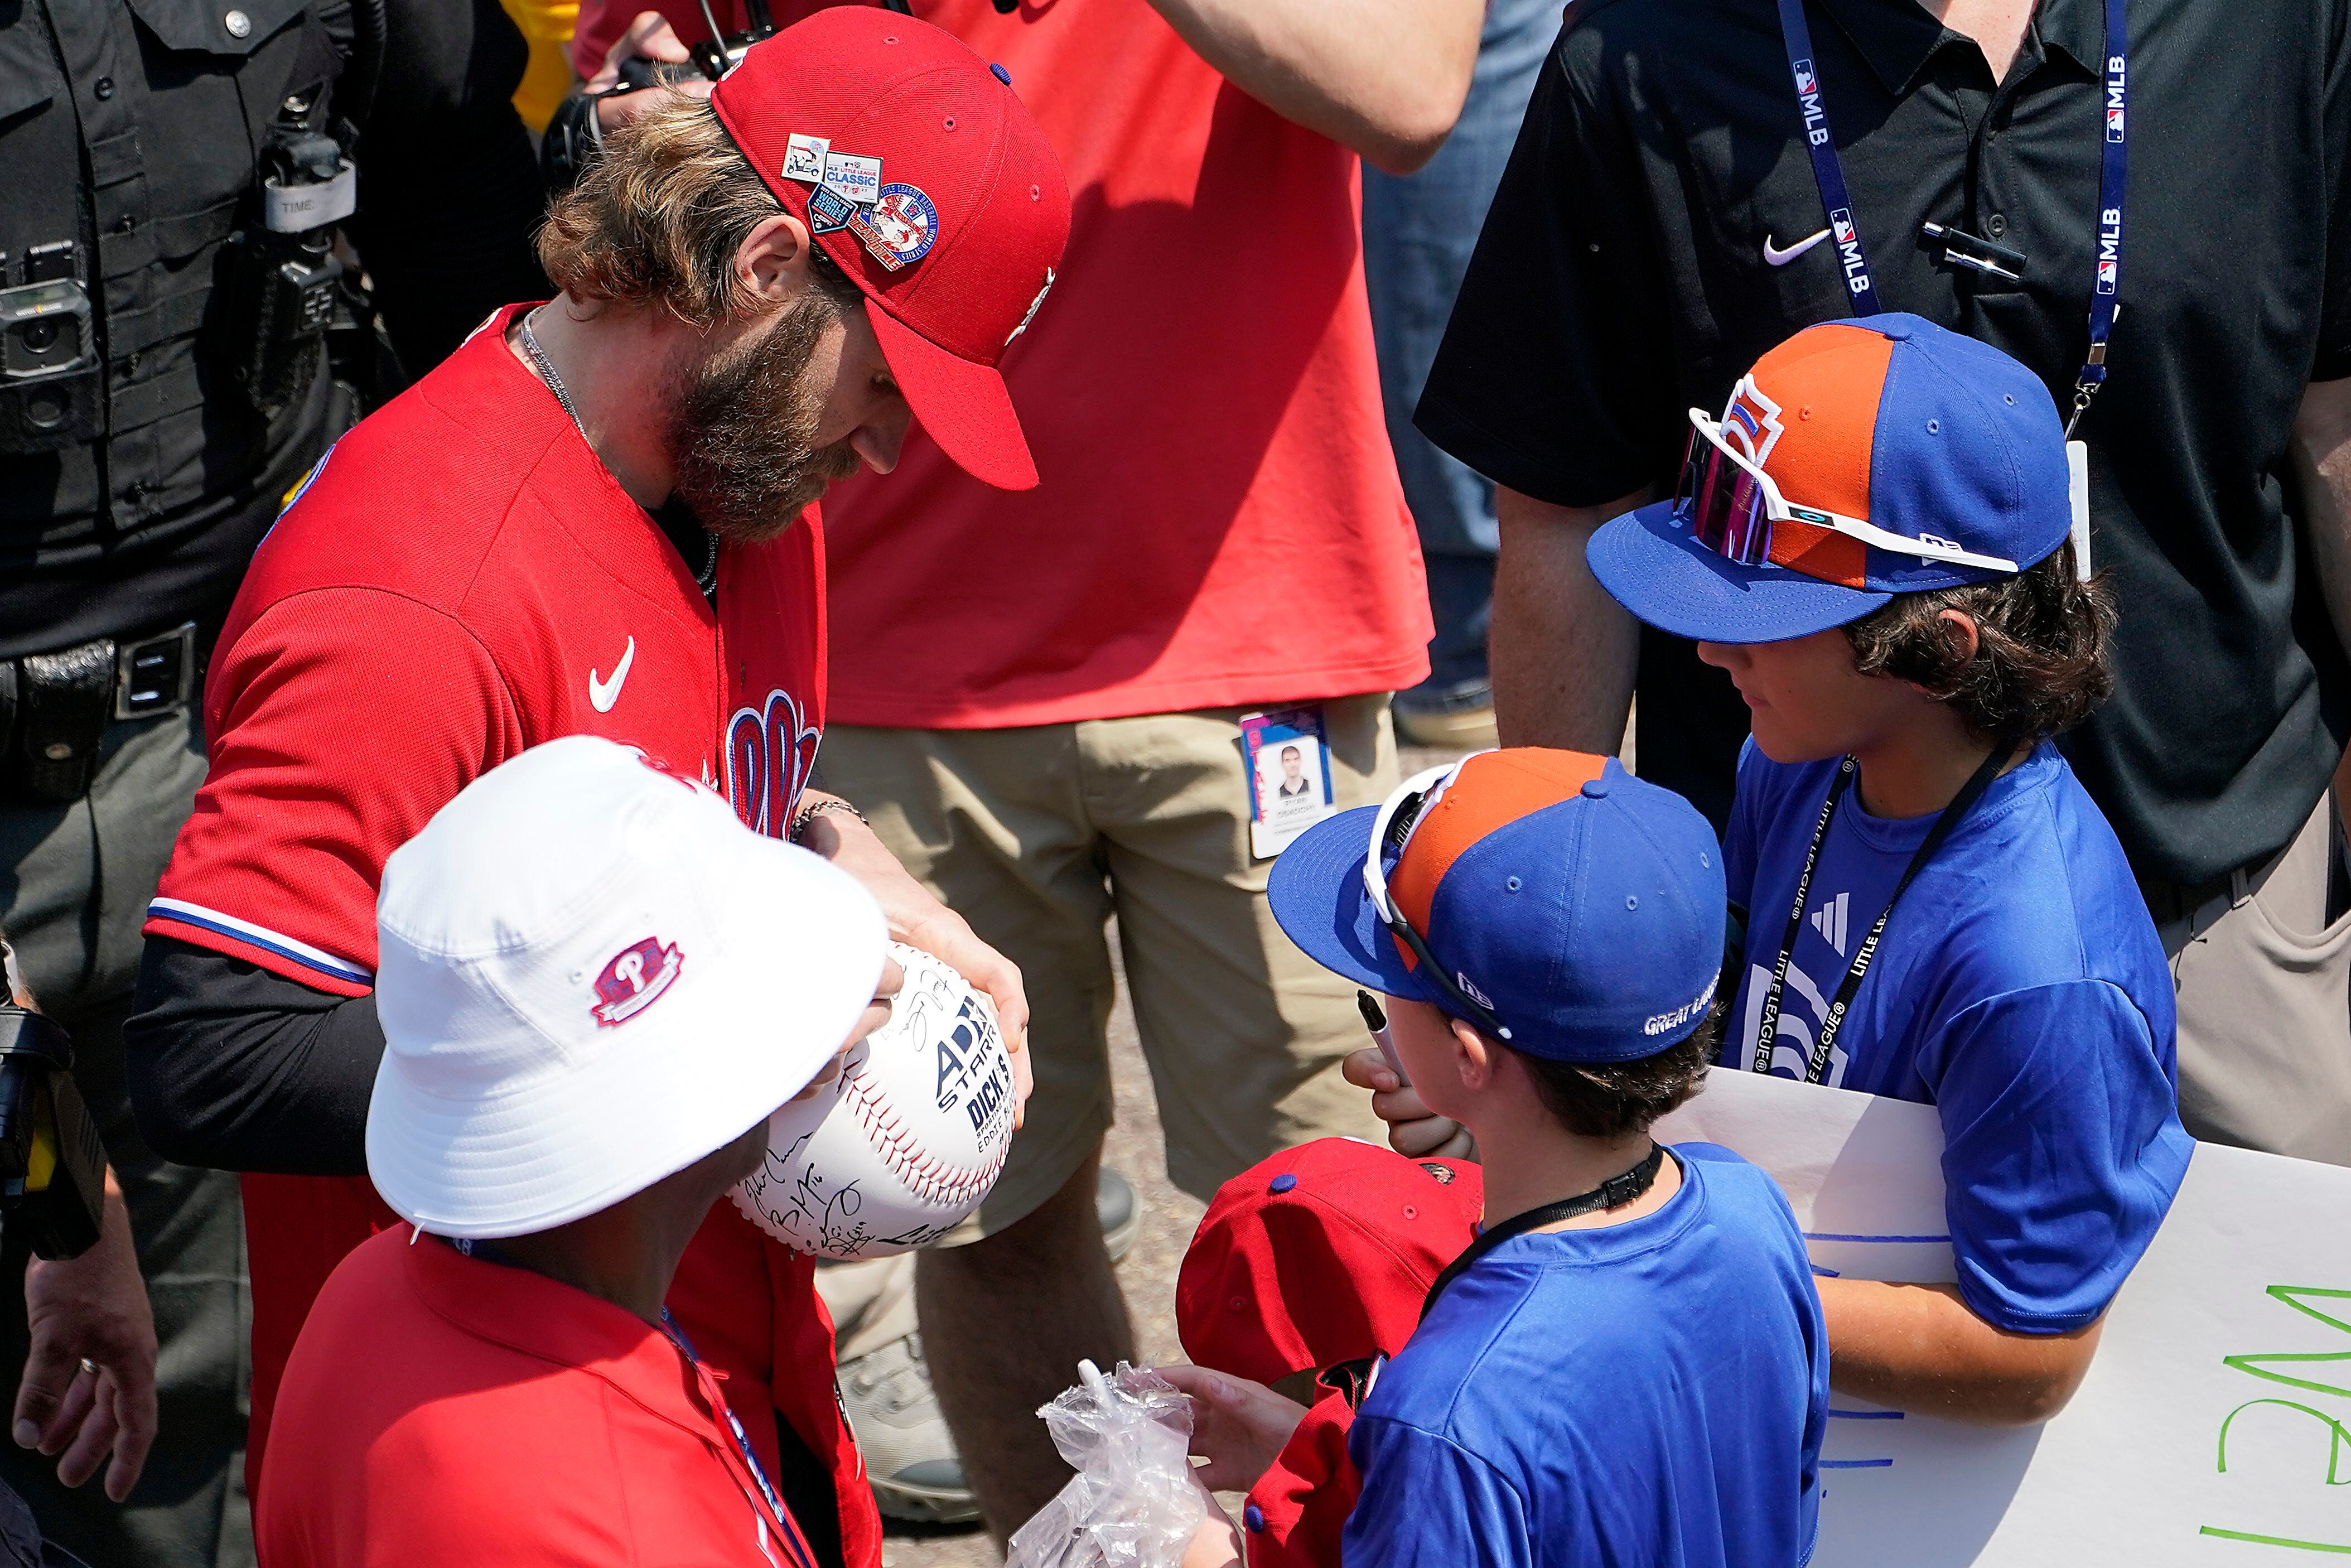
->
xmin=1418 ymin=0 xmax=2351 ymax=1163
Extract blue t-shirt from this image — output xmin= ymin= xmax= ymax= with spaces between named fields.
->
xmin=1722 ymin=738 xmax=2194 ymax=1333
xmin=1343 ymin=1145 xmax=1827 ymax=1568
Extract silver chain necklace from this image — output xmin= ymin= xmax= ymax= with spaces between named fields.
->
xmin=519 ymin=308 xmax=718 ymax=596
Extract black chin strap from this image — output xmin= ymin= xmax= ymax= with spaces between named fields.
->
xmin=1421 ymin=1144 xmax=1668 ymax=1321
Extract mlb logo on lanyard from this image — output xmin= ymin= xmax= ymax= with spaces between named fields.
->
xmin=2106 ymin=107 xmax=2126 ymax=141
xmin=851 ymin=184 xmax=940 ymax=272
xmin=1794 ymin=62 xmax=1816 ymax=93
xmin=2098 ymin=259 xmax=2118 ymax=292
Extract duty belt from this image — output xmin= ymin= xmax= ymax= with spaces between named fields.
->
xmin=1 ymin=623 xmax=205 ymax=805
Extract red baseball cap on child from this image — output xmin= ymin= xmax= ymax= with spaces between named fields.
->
xmin=709 ymin=8 xmax=1070 ymax=490
xmin=1177 ymin=1138 xmax=1481 ymax=1387
xmin=1177 ymin=1140 xmax=1483 ymax=1567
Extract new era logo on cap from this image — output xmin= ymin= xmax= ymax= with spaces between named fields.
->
xmin=1267 ymin=750 xmax=1728 ymax=1064
xmin=710 ymin=9 xmax=1071 ymax=491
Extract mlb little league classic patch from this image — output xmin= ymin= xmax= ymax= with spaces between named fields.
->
xmin=820 ymin=150 xmax=884 ymax=208
xmin=849 ymin=184 xmax=939 ymax=272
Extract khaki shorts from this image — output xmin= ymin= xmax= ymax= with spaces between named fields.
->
xmin=819 ymin=697 xmax=1397 ymax=1236
xmin=2150 ymin=793 xmax=2351 ymax=1165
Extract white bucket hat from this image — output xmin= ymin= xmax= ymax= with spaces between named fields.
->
xmin=366 ymin=735 xmax=887 ymax=1239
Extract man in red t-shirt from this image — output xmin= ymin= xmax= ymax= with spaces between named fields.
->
xmin=122 ymin=13 xmax=1067 ymax=1566
xmin=577 ymin=0 xmax=1483 ymax=1538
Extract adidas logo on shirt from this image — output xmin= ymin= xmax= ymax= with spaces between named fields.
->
xmin=1809 ymin=891 xmax=1850 ymax=956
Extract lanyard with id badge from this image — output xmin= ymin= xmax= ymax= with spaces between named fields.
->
xmin=1777 ymin=0 xmax=2124 ymax=581
xmin=1242 ymin=707 xmax=1342 ymax=860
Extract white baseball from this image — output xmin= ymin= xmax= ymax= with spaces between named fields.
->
xmin=731 ymin=943 xmax=1016 ymax=1259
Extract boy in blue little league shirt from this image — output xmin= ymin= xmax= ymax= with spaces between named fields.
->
xmin=1175 ymin=748 xmax=1829 ymax=1568
xmin=1581 ymin=314 xmax=2195 ymax=1424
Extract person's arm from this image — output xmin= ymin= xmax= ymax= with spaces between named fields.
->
xmin=347 ymin=0 xmax=553 ymax=374
xmin=124 ymin=940 xmax=383 ymax=1176
xmin=1 ymin=949 xmax=157 ymax=1502
xmin=1812 ymin=1280 xmax=2102 ymax=1425
xmin=1491 ymin=485 xmax=1650 ymax=751
xmin=1413 ymin=35 xmax=1684 ymax=743
xmin=1142 ymin=0 xmax=1485 ymax=175
xmin=1846 ymin=980 xmax=2190 ymax=1424
xmin=131 ymin=590 xmax=523 ymax=1169
xmin=2291 ymin=378 xmax=2351 ymax=666
xmin=789 ymin=795 xmax=1034 ymax=1121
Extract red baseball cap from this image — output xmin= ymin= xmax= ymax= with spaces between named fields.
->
xmin=1176 ymin=1138 xmax=1483 ymax=1386
xmin=709 ymin=8 xmax=1070 ymax=490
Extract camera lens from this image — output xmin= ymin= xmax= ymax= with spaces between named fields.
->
xmin=20 ymin=320 xmax=57 ymax=354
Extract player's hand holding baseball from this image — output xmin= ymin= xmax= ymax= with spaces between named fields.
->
xmin=793 ymin=803 xmax=1035 ymax=1125
xmin=1341 ymin=1046 xmax=1476 ymax=1161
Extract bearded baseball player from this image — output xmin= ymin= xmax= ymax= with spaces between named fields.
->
xmin=117 ymin=12 xmax=1066 ymax=1564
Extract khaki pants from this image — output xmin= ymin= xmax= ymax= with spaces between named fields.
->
xmin=2149 ymin=794 xmax=2351 ymax=1165
xmin=819 ymin=697 xmax=1397 ymax=1231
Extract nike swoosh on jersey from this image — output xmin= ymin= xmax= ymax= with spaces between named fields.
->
xmin=1763 ymin=228 xmax=1832 ymax=267
xmin=589 ymin=635 xmax=636 ymax=713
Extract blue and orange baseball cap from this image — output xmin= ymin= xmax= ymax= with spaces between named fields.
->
xmin=1266 ymin=750 xmax=1725 ymax=1063
xmin=1588 ymin=315 xmax=2073 ymax=644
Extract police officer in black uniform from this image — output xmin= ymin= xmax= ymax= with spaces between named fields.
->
xmin=0 ymin=2 xmax=548 ymax=1562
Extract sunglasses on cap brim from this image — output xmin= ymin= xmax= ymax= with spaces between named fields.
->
xmin=1360 ymin=759 xmax=1512 ymax=1042
xmin=1676 ymin=407 xmax=2020 ymax=576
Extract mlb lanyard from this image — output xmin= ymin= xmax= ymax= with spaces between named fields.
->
xmin=1420 ymin=1144 xmax=1667 ymax=1321
xmin=1748 ymin=742 xmax=2014 ymax=1084
xmin=1776 ymin=0 xmax=2129 ymax=433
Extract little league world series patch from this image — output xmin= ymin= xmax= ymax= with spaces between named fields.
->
xmin=807 ymin=186 xmax=856 ymax=235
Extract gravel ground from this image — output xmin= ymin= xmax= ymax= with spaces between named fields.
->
xmin=880 ymin=744 xmax=1457 ymax=1566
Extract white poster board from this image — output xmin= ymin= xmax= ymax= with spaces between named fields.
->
xmin=1653 ymin=1068 xmax=2351 ymax=1562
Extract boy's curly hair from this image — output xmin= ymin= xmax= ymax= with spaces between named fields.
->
xmin=1841 ymin=543 xmax=2113 ymax=741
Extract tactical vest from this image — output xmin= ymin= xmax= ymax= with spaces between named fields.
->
xmin=0 ymin=0 xmax=353 ymax=659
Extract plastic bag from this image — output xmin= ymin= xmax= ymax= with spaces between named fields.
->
xmin=1005 ymin=1360 xmax=1211 ymax=1568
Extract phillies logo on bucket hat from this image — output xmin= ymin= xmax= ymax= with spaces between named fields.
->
xmin=590 ymin=936 xmax=683 ymax=1027
xmin=709 ymin=9 xmax=1071 ymax=491
xmin=1587 ymin=315 xmax=2074 ymax=645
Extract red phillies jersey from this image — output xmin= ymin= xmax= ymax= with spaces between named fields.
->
xmin=144 ymin=305 xmax=876 ymax=1565
xmin=263 ymin=1230 xmax=821 ymax=1568
xmin=575 ymin=0 xmax=1432 ymax=727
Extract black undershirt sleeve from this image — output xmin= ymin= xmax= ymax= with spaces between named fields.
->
xmin=123 ymin=937 xmax=383 ymax=1178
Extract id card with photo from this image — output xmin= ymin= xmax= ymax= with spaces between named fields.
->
xmin=1242 ymin=707 xmax=1338 ymax=860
